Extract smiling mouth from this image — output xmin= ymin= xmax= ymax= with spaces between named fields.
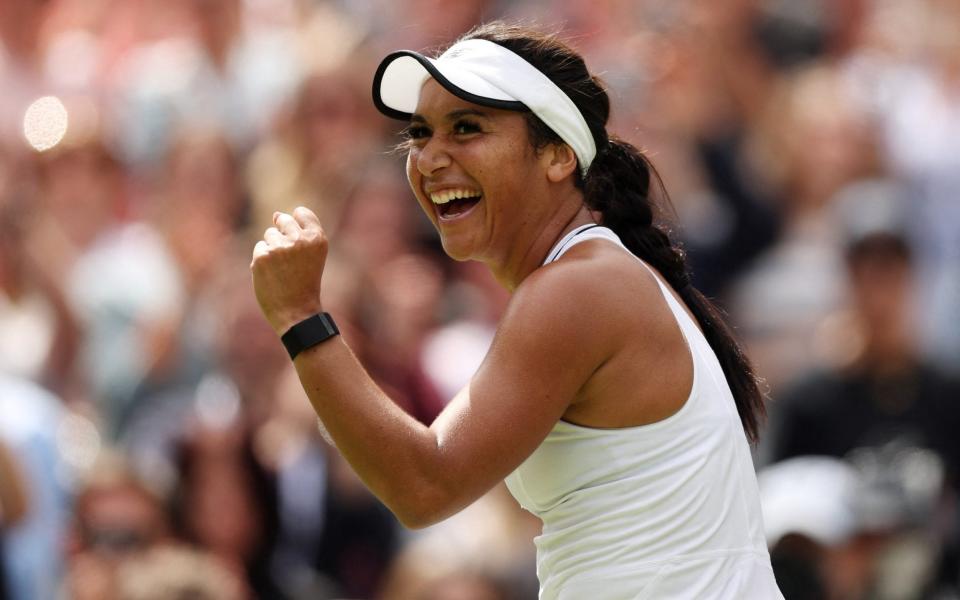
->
xmin=430 ymin=188 xmax=483 ymax=220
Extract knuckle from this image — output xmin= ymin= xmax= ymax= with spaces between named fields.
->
xmin=304 ymin=227 xmax=325 ymax=244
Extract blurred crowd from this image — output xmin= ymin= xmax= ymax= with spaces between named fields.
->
xmin=0 ymin=0 xmax=958 ymax=598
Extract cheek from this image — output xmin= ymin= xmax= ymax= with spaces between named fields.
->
xmin=405 ymin=152 xmax=434 ymax=217
xmin=405 ymin=152 xmax=422 ymax=198
xmin=405 ymin=151 xmax=417 ymax=185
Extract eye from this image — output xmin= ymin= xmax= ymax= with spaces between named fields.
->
xmin=452 ymin=119 xmax=482 ymax=136
xmin=403 ymin=124 xmax=431 ymax=141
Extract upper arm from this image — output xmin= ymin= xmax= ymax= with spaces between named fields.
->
xmin=424 ymin=261 xmax=619 ymax=516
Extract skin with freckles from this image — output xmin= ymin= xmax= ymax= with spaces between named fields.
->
xmin=250 ymin=83 xmax=693 ymax=529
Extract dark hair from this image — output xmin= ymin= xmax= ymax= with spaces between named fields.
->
xmin=460 ymin=22 xmax=767 ymax=443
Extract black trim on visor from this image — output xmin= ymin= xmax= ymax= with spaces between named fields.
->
xmin=372 ymin=50 xmax=529 ymax=121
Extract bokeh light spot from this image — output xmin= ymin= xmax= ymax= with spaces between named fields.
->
xmin=22 ymin=95 xmax=69 ymax=152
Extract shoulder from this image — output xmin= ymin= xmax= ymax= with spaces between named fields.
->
xmin=499 ymin=238 xmax=663 ymax=355
xmin=521 ymin=237 xmax=659 ymax=304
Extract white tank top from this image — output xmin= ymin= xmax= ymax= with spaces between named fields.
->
xmin=504 ymin=225 xmax=783 ymax=599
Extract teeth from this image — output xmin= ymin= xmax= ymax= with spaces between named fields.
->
xmin=429 ymin=188 xmax=482 ymax=205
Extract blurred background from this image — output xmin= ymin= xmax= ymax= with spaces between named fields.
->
xmin=0 ymin=0 xmax=958 ymax=598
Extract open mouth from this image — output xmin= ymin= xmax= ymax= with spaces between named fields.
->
xmin=430 ymin=188 xmax=483 ymax=220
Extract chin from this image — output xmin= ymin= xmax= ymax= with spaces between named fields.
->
xmin=439 ymin=237 xmax=475 ymax=262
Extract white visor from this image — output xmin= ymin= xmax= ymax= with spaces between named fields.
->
xmin=373 ymin=38 xmax=597 ymax=176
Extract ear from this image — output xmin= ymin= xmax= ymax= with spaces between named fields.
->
xmin=543 ymin=143 xmax=579 ymax=183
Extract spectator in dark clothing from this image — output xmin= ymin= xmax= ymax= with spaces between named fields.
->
xmin=686 ymin=131 xmax=782 ymax=299
xmin=769 ymin=225 xmax=960 ymax=474
xmin=767 ymin=208 xmax=960 ymax=594
xmin=313 ymin=453 xmax=399 ymax=598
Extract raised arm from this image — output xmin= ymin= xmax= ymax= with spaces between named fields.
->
xmin=251 ymin=207 xmax=611 ymax=528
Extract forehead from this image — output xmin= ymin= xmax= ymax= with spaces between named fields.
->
xmin=412 ymin=79 xmax=524 ymax=124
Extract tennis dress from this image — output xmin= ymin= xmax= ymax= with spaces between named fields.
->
xmin=503 ymin=225 xmax=783 ymax=599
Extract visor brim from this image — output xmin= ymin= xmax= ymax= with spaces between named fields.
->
xmin=372 ymin=50 xmax=527 ymax=120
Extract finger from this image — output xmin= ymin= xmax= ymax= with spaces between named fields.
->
xmin=274 ymin=212 xmax=301 ymax=237
xmin=264 ymin=226 xmax=286 ymax=246
xmin=292 ymin=206 xmax=321 ymax=230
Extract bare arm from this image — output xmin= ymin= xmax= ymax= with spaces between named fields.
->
xmin=251 ymin=208 xmax=611 ymax=527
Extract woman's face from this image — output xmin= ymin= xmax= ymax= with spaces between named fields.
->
xmin=405 ymin=80 xmax=552 ymax=264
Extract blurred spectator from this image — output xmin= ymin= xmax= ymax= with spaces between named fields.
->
xmin=760 ymin=456 xmax=861 ymax=599
xmin=767 ymin=189 xmax=960 ymax=473
xmin=0 ymin=0 xmax=54 ymax=145
xmin=172 ymin=414 xmax=281 ymax=598
xmin=64 ymin=452 xmax=251 ymax=600
xmin=116 ymin=544 xmax=247 ymax=600
xmin=108 ymin=0 xmax=302 ymax=166
xmin=118 ymin=262 xmax=287 ymax=596
xmin=257 ymin=330 xmax=401 ymax=599
xmin=66 ymin=212 xmax=186 ymax=437
xmin=415 ymin=571 xmax=510 ymax=600
xmin=334 ymin=160 xmax=448 ymax=424
xmin=421 ymin=261 xmax=508 ymax=402
xmin=311 ymin=447 xmax=400 ymax=599
xmin=246 ymin=63 xmax=379 ymax=236
xmin=766 ymin=187 xmax=960 ymax=594
xmin=150 ymin=128 xmax=248 ymax=295
xmin=370 ymin=0 xmax=497 ymax=53
xmin=0 ymin=160 xmax=81 ymax=396
xmin=249 ymin=364 xmax=402 ymax=599
xmin=0 ymin=438 xmax=28 ymax=600
xmin=66 ymin=452 xmax=171 ymax=563
xmin=0 ymin=437 xmax=27 ymax=530
xmin=65 ymin=451 xmax=173 ymax=600
xmin=119 ymin=260 xmax=402 ymax=598
xmin=66 ymin=127 xmax=248 ymax=437
xmin=731 ymin=64 xmax=880 ymax=391
xmin=760 ymin=450 xmax=949 ymax=599
xmin=33 ymin=127 xmax=129 ymax=269
xmin=380 ymin=485 xmax=538 ymax=600
xmin=862 ymin=0 xmax=960 ymax=374
xmin=0 ymin=374 xmax=71 ymax=600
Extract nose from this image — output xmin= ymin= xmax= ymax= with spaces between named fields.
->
xmin=415 ymin=136 xmax=452 ymax=177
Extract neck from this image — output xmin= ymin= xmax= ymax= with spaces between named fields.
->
xmin=486 ymin=201 xmax=596 ymax=292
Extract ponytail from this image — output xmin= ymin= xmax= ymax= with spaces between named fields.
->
xmin=586 ymin=138 xmax=765 ymax=443
xmin=462 ymin=22 xmax=766 ymax=443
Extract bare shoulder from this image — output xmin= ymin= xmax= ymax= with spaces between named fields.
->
xmin=510 ymin=238 xmax=664 ymax=333
xmin=487 ymin=238 xmax=666 ymax=385
xmin=516 ymin=238 xmax=694 ymax=427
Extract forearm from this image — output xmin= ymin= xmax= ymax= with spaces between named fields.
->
xmin=292 ymin=336 xmax=452 ymax=527
xmin=252 ymin=208 xmax=492 ymax=526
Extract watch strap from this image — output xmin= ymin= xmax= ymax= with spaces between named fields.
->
xmin=281 ymin=312 xmax=340 ymax=360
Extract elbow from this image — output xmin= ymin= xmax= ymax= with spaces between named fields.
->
xmin=394 ymin=509 xmax=437 ymax=530
xmin=388 ymin=483 xmax=461 ymax=530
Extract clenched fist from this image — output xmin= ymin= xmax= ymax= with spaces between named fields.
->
xmin=251 ymin=207 xmax=328 ymax=335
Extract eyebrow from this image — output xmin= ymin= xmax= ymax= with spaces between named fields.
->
xmin=409 ymin=108 xmax=491 ymax=124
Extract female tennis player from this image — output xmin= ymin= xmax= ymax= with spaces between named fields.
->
xmin=252 ymin=22 xmax=783 ymax=599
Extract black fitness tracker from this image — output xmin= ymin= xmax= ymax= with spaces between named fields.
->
xmin=281 ymin=312 xmax=340 ymax=360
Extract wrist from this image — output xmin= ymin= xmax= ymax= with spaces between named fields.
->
xmin=270 ymin=304 xmax=324 ymax=338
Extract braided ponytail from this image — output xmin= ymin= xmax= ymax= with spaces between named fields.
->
xmin=586 ymin=138 xmax=691 ymax=294
xmin=463 ymin=23 xmax=766 ymax=443
xmin=586 ymin=137 xmax=764 ymax=442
